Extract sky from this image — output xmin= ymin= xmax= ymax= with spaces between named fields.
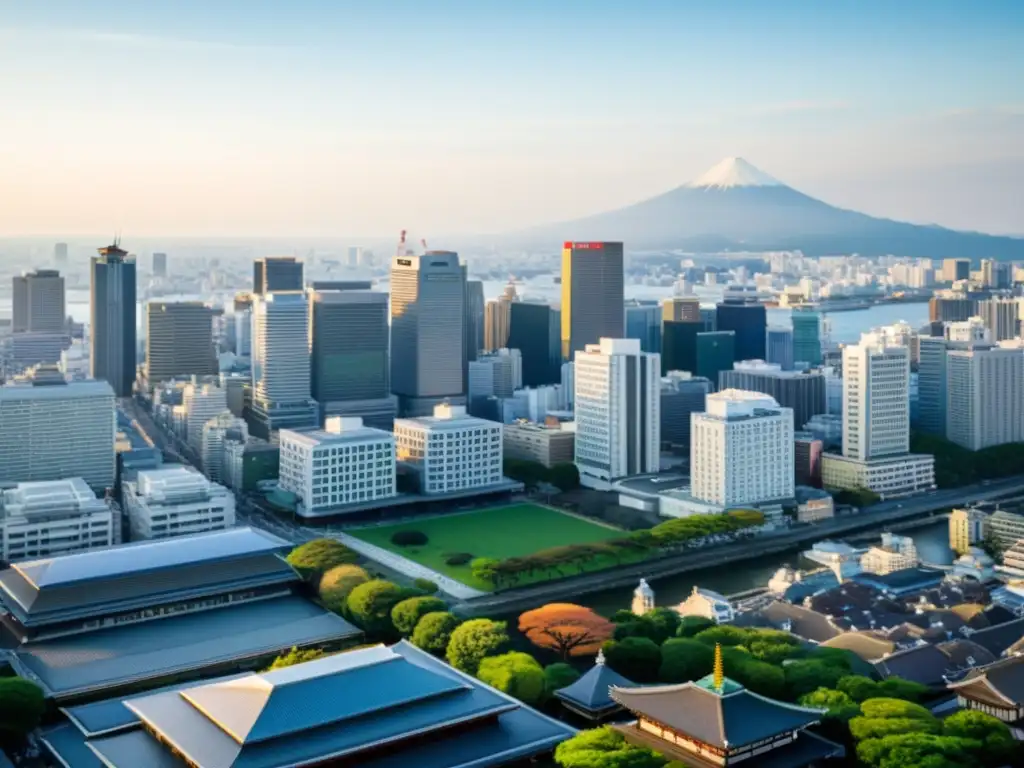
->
xmin=2 ymin=0 xmax=1023 ymax=238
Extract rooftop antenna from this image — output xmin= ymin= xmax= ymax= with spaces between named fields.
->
xmin=421 ymin=238 xmax=428 ymax=251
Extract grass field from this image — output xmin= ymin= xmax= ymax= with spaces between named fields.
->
xmin=348 ymin=504 xmax=635 ymax=591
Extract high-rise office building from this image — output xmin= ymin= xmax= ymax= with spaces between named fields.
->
xmin=942 ymin=258 xmax=971 ymax=283
xmin=13 ymin=269 xmax=65 ymax=334
xmin=978 ymin=259 xmax=1010 ymax=289
xmin=484 ymin=283 xmax=518 ymax=352
xmin=660 ymin=372 xmax=712 ymax=450
xmin=719 ymin=361 xmax=826 ymax=429
xmin=929 ymin=293 xmax=974 ymax=323
xmin=695 ymin=331 xmax=735 ymax=384
xmin=946 ymin=346 xmax=1024 ymax=451
xmin=90 ymin=243 xmax=137 ymax=397
xmin=661 ymin=321 xmax=701 ymax=375
xmin=625 ymin=301 xmax=662 ymax=354
xmin=716 ymin=297 xmax=766 ymax=362
xmin=691 ymin=390 xmax=794 ymax=508
xmin=468 ymin=349 xmax=522 ymax=400
xmin=916 ymin=319 xmax=991 ymax=436
xmin=0 ymin=376 xmax=116 ymax=491
xmin=390 ymin=251 xmax=466 ymax=416
xmin=663 ymin=297 xmax=701 ymax=323
xmin=252 ymin=257 xmax=303 ymax=295
xmin=560 ymin=241 xmax=625 ymax=360
xmin=152 ymin=252 xmax=168 ymax=278
xmin=574 ymin=338 xmax=659 ymax=487
xmin=842 ymin=333 xmax=910 ymax=460
xmin=978 ymin=297 xmax=1019 ymax=342
xmin=249 ymin=291 xmax=318 ymax=438
xmin=144 ymin=302 xmax=217 ymax=383
xmin=464 ymin=279 xmax=485 ymax=362
xmin=54 ymin=242 xmax=68 ymax=264
xmin=233 ymin=292 xmax=254 ymax=358
xmin=791 ymin=309 xmax=822 ymax=366
xmin=309 ymin=287 xmax=395 ymax=428
xmin=507 ymin=301 xmax=560 ymax=386
xmin=183 ymin=382 xmax=228 ymax=452
xmin=765 ymin=327 xmax=795 ymax=370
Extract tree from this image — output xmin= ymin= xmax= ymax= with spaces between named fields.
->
xmin=544 ymin=663 xmax=581 ymax=692
xmin=693 ymin=625 xmax=749 ymax=647
xmin=414 ymin=578 xmax=439 ymax=594
xmin=318 ymin=564 xmax=369 ymax=612
xmin=798 ymin=688 xmax=859 ymax=722
xmin=266 ymin=646 xmax=326 ymax=671
xmin=875 ymin=677 xmax=930 ymax=703
xmin=519 ymin=603 xmax=615 ymax=659
xmin=0 ymin=677 xmax=45 ymax=744
xmin=286 ymin=538 xmax=358 ymax=579
xmin=724 ymin=653 xmax=785 ymax=700
xmin=856 ymin=733 xmax=976 ymax=768
xmin=554 ymin=726 xmax=667 ymax=768
xmin=676 ymin=615 xmax=715 ymax=638
xmin=411 ymin=611 xmax=461 ymax=654
xmin=346 ymin=579 xmax=407 ymax=636
xmin=446 ymin=619 xmax=509 ymax=674
xmin=942 ymin=710 xmax=1015 ymax=764
xmin=470 ymin=557 xmax=500 ymax=587
xmin=477 ymin=652 xmax=547 ymax=706
xmin=849 ymin=698 xmax=940 ymax=742
xmin=838 ymin=674 xmax=881 ymax=703
xmin=548 ymin=463 xmax=581 ymax=492
xmin=658 ymin=638 xmax=714 ymax=683
xmin=391 ymin=596 xmax=448 ymax=636
xmin=603 ymin=637 xmax=662 ymax=683
xmin=784 ymin=659 xmax=849 ymax=700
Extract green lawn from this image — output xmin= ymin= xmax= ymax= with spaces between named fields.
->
xmin=348 ymin=504 xmax=633 ymax=591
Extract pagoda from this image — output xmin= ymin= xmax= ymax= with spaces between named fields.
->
xmin=553 ymin=649 xmax=638 ymax=722
xmin=609 ymin=645 xmax=844 ymax=766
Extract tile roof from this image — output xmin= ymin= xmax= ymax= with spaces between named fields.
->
xmin=949 ymin=655 xmax=1024 ymax=707
xmin=936 ymin=639 xmax=996 ymax=670
xmin=554 ymin=660 xmax=636 ymax=713
xmin=967 ymin=617 xmax=1024 ymax=658
xmin=872 ymin=643 xmax=952 ymax=687
xmin=819 ymin=631 xmax=895 ymax=662
xmin=759 ymin=601 xmax=842 ymax=643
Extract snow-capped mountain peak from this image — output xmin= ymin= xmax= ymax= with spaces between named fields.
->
xmin=687 ymin=157 xmax=783 ymax=190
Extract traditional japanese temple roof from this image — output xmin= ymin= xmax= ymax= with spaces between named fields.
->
xmin=949 ymin=656 xmax=1024 ymax=709
xmin=554 ymin=650 xmax=637 ymax=715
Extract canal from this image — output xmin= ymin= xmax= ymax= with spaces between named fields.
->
xmin=579 ymin=518 xmax=954 ymax=616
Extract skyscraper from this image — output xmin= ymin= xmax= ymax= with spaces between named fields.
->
xmin=946 ymin=346 xmax=1024 ymax=451
xmin=560 ymin=241 xmax=625 ymax=360
xmin=390 ymin=251 xmax=466 ymax=416
xmin=152 ymin=252 xmax=168 ymax=278
xmin=484 ymin=283 xmax=518 ymax=352
xmin=929 ymin=293 xmax=974 ymax=323
xmin=719 ymin=361 xmax=826 ymax=429
xmin=765 ymin=326 xmax=795 ymax=370
xmin=90 ymin=243 xmax=137 ymax=397
xmin=842 ymin=333 xmax=910 ymax=461
xmin=663 ymin=297 xmax=701 ymax=323
xmin=791 ymin=309 xmax=822 ymax=366
xmin=661 ymin=321 xmax=701 ymax=375
xmin=309 ymin=286 xmax=396 ymax=429
xmin=144 ymin=302 xmax=217 ymax=383
xmin=625 ymin=301 xmax=662 ymax=354
xmin=715 ymin=296 xmax=766 ymax=362
xmin=507 ymin=301 xmax=561 ymax=386
xmin=942 ymin=258 xmax=971 ymax=282
xmin=464 ymin=279 xmax=485 ymax=361
xmin=660 ymin=372 xmax=712 ymax=450
xmin=978 ymin=297 xmax=1019 ymax=341
xmin=253 ymin=257 xmax=303 ymax=295
xmin=248 ymin=291 xmax=318 ymax=438
xmin=53 ymin=242 xmax=68 ymax=264
xmin=574 ymin=338 xmax=659 ymax=488
xmin=695 ymin=331 xmax=735 ymax=384
xmin=13 ymin=269 xmax=66 ymax=334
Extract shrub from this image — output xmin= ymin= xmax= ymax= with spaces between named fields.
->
xmin=391 ymin=596 xmax=448 ymax=636
xmin=346 ymin=580 xmax=407 ymax=636
xmin=390 ymin=530 xmax=428 ymax=547
xmin=414 ymin=578 xmax=439 ymax=594
xmin=446 ymin=619 xmax=509 ymax=674
xmin=286 ymin=539 xmax=359 ymax=579
xmin=318 ymin=564 xmax=370 ymax=612
xmin=411 ymin=611 xmax=461 ymax=654
xmin=445 ymin=552 xmax=474 ymax=566
xmin=602 ymin=637 xmax=662 ymax=683
xmin=544 ymin=663 xmax=581 ymax=692
xmin=477 ymin=652 xmax=546 ymax=706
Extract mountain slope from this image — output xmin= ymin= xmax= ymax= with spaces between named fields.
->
xmin=515 ymin=158 xmax=1024 ymax=259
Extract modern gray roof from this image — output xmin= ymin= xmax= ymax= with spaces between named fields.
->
xmin=14 ymin=595 xmax=360 ymax=701
xmin=0 ymin=527 xmax=296 ymax=628
xmin=44 ymin=641 xmax=575 ymax=768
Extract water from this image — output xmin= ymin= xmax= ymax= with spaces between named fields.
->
xmin=579 ymin=519 xmax=953 ymax=616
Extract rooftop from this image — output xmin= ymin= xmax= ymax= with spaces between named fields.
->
xmin=554 ymin=653 xmax=636 ymax=714
xmin=949 ymin=655 xmax=1024 ymax=708
xmin=280 ymin=416 xmax=394 ymax=447
xmin=704 ymin=389 xmax=784 ymax=420
xmin=0 ymin=378 xmax=116 ymax=400
xmin=0 ymin=478 xmax=107 ymax=520
xmin=394 ymin=403 xmax=500 ymax=431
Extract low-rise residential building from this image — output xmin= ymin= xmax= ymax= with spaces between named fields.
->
xmin=821 ymin=452 xmax=935 ymax=498
xmin=502 ymin=421 xmax=575 ymax=467
xmin=795 ymin=486 xmax=834 ymax=523
xmin=676 ymin=586 xmax=735 ymax=624
xmin=989 ymin=509 xmax=1024 ymax=551
xmin=949 ymin=507 xmax=990 ymax=554
xmin=278 ymin=416 xmax=396 ymax=517
xmin=861 ymin=533 xmax=918 ymax=575
xmin=0 ymin=478 xmax=117 ymax=562
xmin=394 ymin=403 xmax=504 ymax=495
xmin=122 ymin=465 xmax=235 ymax=541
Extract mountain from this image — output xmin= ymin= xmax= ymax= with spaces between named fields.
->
xmin=515 ymin=157 xmax=1024 ymax=259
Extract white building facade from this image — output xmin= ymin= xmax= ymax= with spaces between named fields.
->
xmin=183 ymin=382 xmax=227 ymax=452
xmin=394 ymin=404 xmax=503 ymax=495
xmin=843 ymin=333 xmax=910 ymax=461
xmin=946 ymin=346 xmax=1024 ymax=451
xmin=691 ymin=390 xmax=794 ymax=508
xmin=574 ymin=338 xmax=660 ymax=489
xmin=122 ymin=465 xmax=235 ymax=541
xmin=0 ymin=478 xmax=117 ymax=562
xmin=468 ymin=349 xmax=522 ymax=399
xmin=278 ymin=417 xmax=396 ymax=517
xmin=201 ymin=412 xmax=249 ymax=482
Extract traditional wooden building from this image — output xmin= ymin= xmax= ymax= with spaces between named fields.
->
xmin=553 ymin=649 xmax=637 ymax=722
xmin=948 ymin=656 xmax=1024 ymax=723
xmin=610 ymin=645 xmax=843 ymax=767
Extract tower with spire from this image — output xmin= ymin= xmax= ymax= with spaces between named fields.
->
xmin=631 ymin=578 xmax=655 ymax=616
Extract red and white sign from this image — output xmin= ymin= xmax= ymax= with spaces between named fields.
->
xmin=563 ymin=241 xmax=606 ymax=250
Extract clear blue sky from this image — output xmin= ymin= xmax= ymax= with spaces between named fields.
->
xmin=2 ymin=0 xmax=1023 ymax=237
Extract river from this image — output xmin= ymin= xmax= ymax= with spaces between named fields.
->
xmin=578 ymin=519 xmax=953 ymax=617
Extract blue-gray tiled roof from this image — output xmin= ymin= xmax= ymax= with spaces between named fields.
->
xmin=555 ymin=662 xmax=636 ymax=712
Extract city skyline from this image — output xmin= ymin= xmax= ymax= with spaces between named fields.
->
xmin=2 ymin=1 xmax=1023 ymax=238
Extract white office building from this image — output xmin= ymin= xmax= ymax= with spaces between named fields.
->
xmin=509 ymin=385 xmax=571 ymax=423
xmin=0 ymin=378 xmax=116 ymax=491
xmin=861 ymin=533 xmax=918 ymax=575
xmin=946 ymin=346 xmax=1024 ymax=451
xmin=252 ymin=292 xmax=311 ymax=405
xmin=201 ymin=412 xmax=249 ymax=483
xmin=394 ymin=403 xmax=503 ymax=495
xmin=691 ymin=390 xmax=794 ymax=508
xmin=0 ymin=478 xmax=117 ymax=562
xmin=183 ymin=382 xmax=228 ymax=452
xmin=574 ymin=338 xmax=660 ymax=489
xmin=468 ymin=349 xmax=522 ymax=399
xmin=278 ymin=417 xmax=396 ymax=517
xmin=122 ymin=465 xmax=235 ymax=541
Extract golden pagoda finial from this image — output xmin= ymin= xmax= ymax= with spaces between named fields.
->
xmin=713 ymin=643 xmax=724 ymax=692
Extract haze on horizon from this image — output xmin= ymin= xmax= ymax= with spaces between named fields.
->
xmin=2 ymin=0 xmax=1023 ymax=240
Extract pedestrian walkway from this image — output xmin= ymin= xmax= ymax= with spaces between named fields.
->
xmin=329 ymin=531 xmax=487 ymax=600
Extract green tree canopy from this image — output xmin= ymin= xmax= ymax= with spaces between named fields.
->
xmin=849 ymin=698 xmax=941 ymax=742
xmin=693 ymin=625 xmax=749 ymax=647
xmin=413 ymin=577 xmax=439 ymax=594
xmin=798 ymin=687 xmax=859 ymax=721
xmin=723 ymin=651 xmax=785 ymax=700
xmin=446 ymin=618 xmax=508 ymax=674
xmin=346 ymin=579 xmax=407 ymax=636
xmin=942 ymin=710 xmax=1015 ymax=764
xmin=602 ymin=637 xmax=662 ymax=683
xmin=548 ymin=463 xmax=581 ymax=492
xmin=875 ymin=677 xmax=930 ymax=703
xmin=613 ymin=608 xmax=680 ymax=646
xmin=658 ymin=638 xmax=714 ymax=684
xmin=856 ymin=733 xmax=976 ymax=768
xmin=286 ymin=538 xmax=359 ymax=579
xmin=477 ymin=652 xmax=547 ymax=706
xmin=390 ymin=596 xmax=448 ymax=636
xmin=554 ymin=726 xmax=667 ymax=768
xmin=544 ymin=663 xmax=581 ymax=692
xmin=317 ymin=564 xmax=370 ymax=612
xmin=411 ymin=611 xmax=461 ymax=655
xmin=676 ymin=615 xmax=715 ymax=638
xmin=265 ymin=647 xmax=326 ymax=671
xmin=784 ymin=659 xmax=849 ymax=701
xmin=0 ymin=677 xmax=46 ymax=742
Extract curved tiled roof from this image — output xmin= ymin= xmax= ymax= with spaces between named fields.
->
xmin=820 ymin=631 xmax=895 ymax=662
xmin=554 ymin=660 xmax=636 ymax=712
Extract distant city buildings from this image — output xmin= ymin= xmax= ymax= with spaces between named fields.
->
xmin=765 ymin=326 xmax=794 ymax=370
xmin=502 ymin=421 xmax=575 ymax=467
xmin=152 ymin=251 xmax=168 ymax=277
xmin=183 ymin=381 xmax=227 ymax=453
xmin=574 ymin=338 xmax=660 ymax=488
xmin=560 ymin=241 xmax=625 ymax=360
xmin=252 ymin=256 xmax=303 ymax=295
xmin=507 ymin=300 xmax=561 ymax=386
xmin=946 ymin=345 xmax=1024 ymax=450
xmin=13 ymin=269 xmax=65 ymax=334
xmin=719 ymin=360 xmax=826 ymax=430
xmin=469 ymin=349 xmax=523 ymax=400
xmin=90 ymin=243 xmax=137 ymax=397
xmin=122 ymin=465 xmax=235 ymax=541
xmin=625 ymin=301 xmax=662 ymax=354
xmin=716 ymin=292 xmax=766 ymax=362
xmin=659 ymin=371 xmax=712 ymax=450
xmin=791 ymin=308 xmax=822 ymax=366
xmin=144 ymin=301 xmax=217 ymax=383
xmin=484 ymin=282 xmax=518 ymax=352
